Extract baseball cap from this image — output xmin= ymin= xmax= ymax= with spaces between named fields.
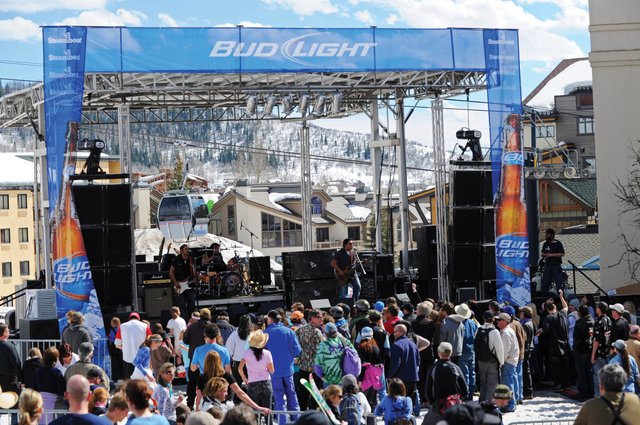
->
xmin=569 ymin=299 xmax=581 ymax=309
xmin=355 ymin=299 xmax=370 ymax=312
xmin=610 ymin=303 xmax=624 ymax=314
xmin=360 ymin=327 xmax=374 ymax=340
xmin=438 ymin=341 xmax=453 ymax=354
xmin=630 ymin=325 xmax=640 ymax=335
xmin=330 ymin=306 xmax=344 ymax=319
xmin=496 ymin=313 xmax=511 ymax=323
xmin=290 ymin=311 xmax=304 ymax=321
xmin=374 ymin=301 xmax=385 ymax=312
xmin=86 ymin=368 xmax=102 ymax=379
xmin=324 ymin=322 xmax=338 ymax=336
xmin=612 ymin=339 xmax=626 ymax=351
xmin=129 ymin=312 xmax=140 ymax=320
xmin=341 ymin=374 xmax=358 ymax=391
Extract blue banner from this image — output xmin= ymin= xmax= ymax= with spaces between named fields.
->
xmin=484 ymin=30 xmax=528 ymax=306
xmin=43 ymin=27 xmax=110 ymax=374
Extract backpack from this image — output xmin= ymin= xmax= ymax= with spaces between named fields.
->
xmin=341 ymin=337 xmax=362 ymax=376
xmin=474 ymin=327 xmax=497 ymax=363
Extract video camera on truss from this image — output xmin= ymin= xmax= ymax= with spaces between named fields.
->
xmin=78 ymin=138 xmax=106 ymax=176
xmin=455 ymin=129 xmax=483 ymax=161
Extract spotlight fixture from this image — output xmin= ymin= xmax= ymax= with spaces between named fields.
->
xmin=455 ymin=128 xmax=483 ymax=161
xmin=78 ymin=138 xmax=106 ymax=175
xmin=299 ymin=94 xmax=310 ymax=115
xmin=264 ymin=95 xmax=277 ymax=115
xmin=314 ymin=95 xmax=326 ymax=115
xmin=246 ymin=95 xmax=257 ymax=115
xmin=331 ymin=92 xmax=342 ymax=115
xmin=282 ymin=95 xmax=295 ymax=115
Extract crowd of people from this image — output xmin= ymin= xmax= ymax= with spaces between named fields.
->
xmin=1 ymin=285 xmax=640 ymax=425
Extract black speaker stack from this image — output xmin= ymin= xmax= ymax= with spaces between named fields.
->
xmin=72 ymin=183 xmax=134 ymax=313
xmin=283 ymin=250 xmax=337 ymax=308
xmin=357 ymin=252 xmax=395 ymax=300
xmin=415 ymin=225 xmax=440 ymax=300
xmin=450 ymin=166 xmax=496 ymax=301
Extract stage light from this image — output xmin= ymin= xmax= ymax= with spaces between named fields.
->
xmin=246 ymin=95 xmax=257 ymax=115
xmin=299 ymin=94 xmax=310 ymax=115
xmin=314 ymin=95 xmax=326 ymax=115
xmin=264 ymin=95 xmax=277 ymax=115
xmin=78 ymin=138 xmax=106 ymax=175
xmin=282 ymin=95 xmax=295 ymax=115
xmin=455 ymin=128 xmax=483 ymax=161
xmin=331 ymin=92 xmax=342 ymax=115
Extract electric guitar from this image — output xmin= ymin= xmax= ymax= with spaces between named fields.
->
xmin=335 ymin=262 xmax=359 ymax=287
xmin=174 ymin=277 xmax=198 ymax=295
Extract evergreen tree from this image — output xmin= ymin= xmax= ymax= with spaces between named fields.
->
xmin=168 ymin=153 xmax=187 ymax=190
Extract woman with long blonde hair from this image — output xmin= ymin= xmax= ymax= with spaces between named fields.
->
xmin=18 ymin=389 xmax=42 ymax=425
xmin=195 ymin=350 xmax=269 ymax=414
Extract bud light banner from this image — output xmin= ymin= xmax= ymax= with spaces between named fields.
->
xmin=44 ymin=28 xmax=110 ymax=374
xmin=484 ymin=30 xmax=529 ymax=306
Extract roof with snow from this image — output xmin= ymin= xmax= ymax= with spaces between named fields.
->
xmin=0 ymin=153 xmax=34 ymax=187
xmin=325 ymin=195 xmax=372 ymax=223
xmin=524 ymin=58 xmax=592 ymax=111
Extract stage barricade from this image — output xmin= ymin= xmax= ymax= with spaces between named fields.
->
xmin=9 ymin=338 xmax=109 ymax=365
xmin=0 ymin=408 xmax=68 ymax=424
xmin=509 ymin=420 xmax=576 ymax=425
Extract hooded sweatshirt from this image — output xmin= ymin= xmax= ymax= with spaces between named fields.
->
xmin=61 ymin=324 xmax=92 ymax=353
xmin=373 ymin=395 xmax=413 ymax=425
xmin=440 ymin=314 xmax=465 ymax=356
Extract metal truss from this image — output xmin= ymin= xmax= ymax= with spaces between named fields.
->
xmin=1 ymin=70 xmax=486 ymax=128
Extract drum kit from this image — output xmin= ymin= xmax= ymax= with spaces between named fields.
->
xmin=196 ymin=257 xmax=262 ymax=298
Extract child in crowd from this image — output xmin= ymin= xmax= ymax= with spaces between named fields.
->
xmin=374 ymin=378 xmax=413 ymax=425
xmin=323 ymin=385 xmax=343 ymax=419
xmin=201 ymin=377 xmax=229 ymax=413
xmin=340 ymin=374 xmax=368 ymax=425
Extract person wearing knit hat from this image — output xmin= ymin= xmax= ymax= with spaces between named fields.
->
xmin=491 ymin=384 xmax=513 ymax=414
xmin=350 ymin=300 xmax=371 ymax=342
xmin=374 ymin=301 xmax=385 ymax=312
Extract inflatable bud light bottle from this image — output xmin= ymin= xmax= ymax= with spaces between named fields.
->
xmin=494 ymin=114 xmax=529 ymax=303
xmin=51 ymin=122 xmax=92 ymax=314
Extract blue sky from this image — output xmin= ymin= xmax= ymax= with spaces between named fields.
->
xmin=0 ymin=0 xmax=591 ymax=143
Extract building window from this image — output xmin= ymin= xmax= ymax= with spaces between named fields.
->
xmin=397 ymin=219 xmax=402 ymax=242
xmin=347 ymin=226 xmax=361 ymax=241
xmin=17 ymin=194 xmax=27 ymax=209
xmin=316 ymin=227 xmax=329 ymax=242
xmin=0 ymin=229 xmax=9 ymax=244
xmin=283 ymin=220 xmax=302 ymax=247
xmin=577 ymin=117 xmax=594 ymax=135
xmin=19 ymin=261 xmax=29 ymax=276
xmin=0 ymin=195 xmax=8 ymax=210
xmin=1 ymin=262 xmax=11 ymax=278
xmin=535 ymin=125 xmax=555 ymax=138
xmin=261 ymin=213 xmax=282 ymax=248
xmin=19 ymin=228 xmax=28 ymax=243
xmin=227 ymin=205 xmax=236 ymax=235
xmin=576 ymin=93 xmax=593 ymax=109
xmin=311 ymin=197 xmax=323 ymax=215
xmin=261 ymin=213 xmax=302 ymax=248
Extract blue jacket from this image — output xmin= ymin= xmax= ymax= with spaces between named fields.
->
xmin=374 ymin=395 xmax=412 ymax=425
xmin=609 ymin=353 xmax=640 ymax=394
xmin=388 ymin=335 xmax=420 ymax=382
xmin=462 ymin=318 xmax=479 ymax=353
xmin=265 ymin=322 xmax=302 ymax=378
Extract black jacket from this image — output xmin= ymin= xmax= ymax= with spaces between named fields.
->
xmin=573 ymin=315 xmax=594 ymax=354
xmin=0 ymin=340 xmax=22 ymax=393
xmin=425 ymin=359 xmax=468 ymax=403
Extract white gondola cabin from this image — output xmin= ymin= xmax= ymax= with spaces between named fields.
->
xmin=157 ymin=191 xmax=209 ymax=240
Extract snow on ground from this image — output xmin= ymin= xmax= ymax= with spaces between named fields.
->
xmin=501 ymin=391 xmax=581 ymax=424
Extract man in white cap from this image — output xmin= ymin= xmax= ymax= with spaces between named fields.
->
xmin=422 ymin=341 xmax=468 ymax=425
xmin=456 ymin=303 xmax=477 ymax=400
xmin=496 ymin=313 xmax=518 ymax=412
xmin=610 ymin=303 xmax=630 ymax=348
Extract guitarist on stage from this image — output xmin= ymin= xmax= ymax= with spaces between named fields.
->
xmin=170 ymin=244 xmax=197 ymax=320
xmin=330 ymin=238 xmax=361 ymax=301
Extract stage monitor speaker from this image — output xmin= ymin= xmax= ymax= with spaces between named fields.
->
xmin=249 ymin=256 xmax=271 ymax=285
xmin=452 ymin=245 xmax=482 ymax=281
xmin=416 ymin=225 xmax=437 ymax=281
xmin=452 ymin=209 xmax=483 ymax=244
xmin=482 ymin=245 xmax=496 ymax=280
xmin=143 ymin=285 xmax=174 ymax=319
xmin=19 ymin=318 xmax=60 ymax=340
xmin=284 ymin=250 xmax=336 ymax=281
xmin=291 ymin=278 xmax=337 ymax=308
xmin=458 ymin=287 xmax=478 ymax=303
xmin=483 ymin=171 xmax=494 ymax=206
xmin=92 ymin=266 xmax=133 ymax=311
xmin=452 ymin=170 xmax=485 ymax=206
xmin=483 ymin=208 xmax=495 ymax=243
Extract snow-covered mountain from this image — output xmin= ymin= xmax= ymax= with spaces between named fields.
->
xmin=0 ymin=119 xmax=434 ymax=187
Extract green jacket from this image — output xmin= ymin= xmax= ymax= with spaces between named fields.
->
xmin=314 ymin=335 xmax=354 ymax=386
